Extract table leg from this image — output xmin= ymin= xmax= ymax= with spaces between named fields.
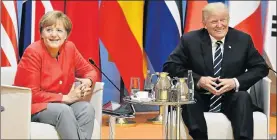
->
xmin=162 ymin=105 xmax=168 ymax=139
xmin=109 ymin=116 xmax=116 ymax=139
xmin=170 ymin=105 xmax=174 ymax=139
xmin=176 ymin=105 xmax=181 ymax=140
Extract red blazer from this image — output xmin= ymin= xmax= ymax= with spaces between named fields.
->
xmin=14 ymin=40 xmax=99 ymax=114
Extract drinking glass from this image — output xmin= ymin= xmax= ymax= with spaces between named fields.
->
xmin=130 ymin=77 xmax=140 ymax=96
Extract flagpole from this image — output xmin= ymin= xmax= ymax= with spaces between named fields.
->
xmin=116 ymin=78 xmax=136 ymax=126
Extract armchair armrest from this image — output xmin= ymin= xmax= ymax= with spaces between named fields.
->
xmin=1 ymin=85 xmax=32 ymax=139
xmin=260 ymin=77 xmax=271 ymax=118
xmin=90 ymin=82 xmax=104 ymax=139
xmin=249 ymin=77 xmax=271 ymax=139
xmin=249 ymin=77 xmax=271 ymax=116
xmin=1 ymin=67 xmax=17 ymax=85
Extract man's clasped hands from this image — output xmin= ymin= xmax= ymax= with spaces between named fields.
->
xmin=198 ymin=76 xmax=236 ymax=95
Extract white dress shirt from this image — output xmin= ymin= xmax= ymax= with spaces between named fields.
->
xmin=210 ymin=35 xmax=240 ymax=92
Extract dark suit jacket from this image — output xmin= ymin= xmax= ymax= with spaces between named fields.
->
xmin=163 ymin=27 xmax=269 ymax=93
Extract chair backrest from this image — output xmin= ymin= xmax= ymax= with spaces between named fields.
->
xmin=90 ymin=82 xmax=104 ymax=139
xmin=1 ymin=67 xmax=17 ymax=85
xmin=249 ymin=77 xmax=271 ymax=116
xmin=249 ymin=77 xmax=271 ymax=139
xmin=1 ymin=85 xmax=32 ymax=139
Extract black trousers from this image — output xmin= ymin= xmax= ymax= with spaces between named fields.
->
xmin=181 ymin=91 xmax=255 ymax=140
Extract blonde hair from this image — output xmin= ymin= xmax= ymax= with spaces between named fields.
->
xmin=202 ymin=2 xmax=229 ymax=22
xmin=39 ymin=11 xmax=72 ymax=35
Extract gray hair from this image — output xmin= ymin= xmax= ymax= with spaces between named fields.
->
xmin=202 ymin=2 xmax=229 ymax=22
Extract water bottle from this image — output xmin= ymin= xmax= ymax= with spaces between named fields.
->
xmin=144 ymin=70 xmax=152 ymax=92
xmin=144 ymin=70 xmax=154 ymax=98
xmin=187 ymin=70 xmax=194 ymax=101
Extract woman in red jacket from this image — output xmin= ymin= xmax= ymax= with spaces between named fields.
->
xmin=14 ymin=11 xmax=98 ymax=139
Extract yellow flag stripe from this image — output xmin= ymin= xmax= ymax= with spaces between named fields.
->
xmin=118 ymin=1 xmax=148 ymax=78
xmin=118 ymin=1 xmax=144 ymax=49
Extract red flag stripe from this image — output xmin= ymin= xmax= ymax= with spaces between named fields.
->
xmin=14 ymin=1 xmax=18 ymax=25
xmin=0 ymin=48 xmax=11 ymax=67
xmin=234 ymin=4 xmax=263 ymax=54
xmin=34 ymin=1 xmax=45 ymax=41
xmin=1 ymin=2 xmax=18 ymax=55
xmin=100 ymin=1 xmax=144 ymax=91
xmin=1 ymin=1 xmax=18 ymax=65
xmin=50 ymin=1 xmax=64 ymax=11
xmin=184 ymin=0 xmax=207 ymax=32
xmin=32 ymin=1 xmax=65 ymax=42
xmin=66 ymin=1 xmax=101 ymax=81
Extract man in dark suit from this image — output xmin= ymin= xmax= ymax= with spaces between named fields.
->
xmin=163 ymin=2 xmax=268 ymax=140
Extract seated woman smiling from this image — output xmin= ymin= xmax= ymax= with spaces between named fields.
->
xmin=14 ymin=10 xmax=98 ymax=139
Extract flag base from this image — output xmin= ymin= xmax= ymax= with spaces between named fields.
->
xmin=147 ymin=114 xmax=163 ymax=124
xmin=115 ymin=118 xmax=136 ymax=127
xmin=147 ymin=106 xmax=164 ymax=124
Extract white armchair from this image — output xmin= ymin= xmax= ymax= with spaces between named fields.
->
xmin=30 ymin=82 xmax=104 ymax=139
xmin=1 ymin=67 xmax=104 ymax=139
xmin=202 ymin=77 xmax=271 ymax=139
xmin=166 ymin=77 xmax=271 ymax=139
xmin=1 ymin=85 xmax=32 ymax=139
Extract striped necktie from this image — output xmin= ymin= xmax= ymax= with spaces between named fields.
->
xmin=209 ymin=40 xmax=223 ymax=112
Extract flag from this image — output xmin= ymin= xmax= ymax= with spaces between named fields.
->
xmin=16 ymin=1 xmax=26 ymax=33
xmin=228 ymin=1 xmax=263 ymax=54
xmin=66 ymin=1 xmax=101 ymax=81
xmin=33 ymin=1 xmax=65 ymax=41
xmin=184 ymin=0 xmax=226 ymax=32
xmin=184 ymin=0 xmax=208 ymax=32
xmin=18 ymin=0 xmax=32 ymax=57
xmin=1 ymin=1 xmax=18 ymax=67
xmin=263 ymin=1 xmax=276 ymax=72
xmin=18 ymin=0 xmax=65 ymax=57
xmin=144 ymin=0 xmax=183 ymax=73
xmin=100 ymin=1 xmax=144 ymax=93
xmin=99 ymin=40 xmax=122 ymax=103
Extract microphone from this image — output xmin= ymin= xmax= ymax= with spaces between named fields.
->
xmin=259 ymin=53 xmax=277 ymax=74
xmin=267 ymin=65 xmax=277 ymax=74
xmin=88 ymin=58 xmax=121 ymax=92
xmin=88 ymin=58 xmax=136 ymax=116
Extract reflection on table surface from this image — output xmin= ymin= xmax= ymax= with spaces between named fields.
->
xmin=123 ymin=96 xmax=195 ymax=106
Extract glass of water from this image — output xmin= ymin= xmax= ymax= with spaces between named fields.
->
xmin=130 ymin=77 xmax=140 ymax=96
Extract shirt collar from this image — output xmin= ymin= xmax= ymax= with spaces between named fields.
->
xmin=40 ymin=39 xmax=66 ymax=57
xmin=209 ymin=35 xmax=225 ymax=45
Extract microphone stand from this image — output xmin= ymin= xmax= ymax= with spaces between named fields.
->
xmin=114 ymin=78 xmax=136 ymax=126
xmin=88 ymin=59 xmax=136 ymax=126
xmin=267 ymin=66 xmax=277 ymax=116
xmin=147 ymin=106 xmax=164 ymax=124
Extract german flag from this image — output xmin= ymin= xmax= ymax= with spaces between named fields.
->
xmin=100 ymin=1 xmax=145 ymax=93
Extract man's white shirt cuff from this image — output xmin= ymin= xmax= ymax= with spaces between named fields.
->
xmin=233 ymin=78 xmax=240 ymax=92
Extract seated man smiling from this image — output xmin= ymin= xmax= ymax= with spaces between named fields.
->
xmin=163 ymin=2 xmax=268 ymax=140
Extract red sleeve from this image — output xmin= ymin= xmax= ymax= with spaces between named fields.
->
xmin=74 ymin=45 xmax=99 ymax=82
xmin=14 ymin=47 xmax=63 ymax=103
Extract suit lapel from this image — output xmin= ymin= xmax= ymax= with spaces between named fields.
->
xmin=200 ymin=30 xmax=214 ymax=75
xmin=221 ymin=29 xmax=234 ymax=77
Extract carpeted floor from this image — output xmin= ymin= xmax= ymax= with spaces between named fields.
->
xmin=101 ymin=112 xmax=276 ymax=139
